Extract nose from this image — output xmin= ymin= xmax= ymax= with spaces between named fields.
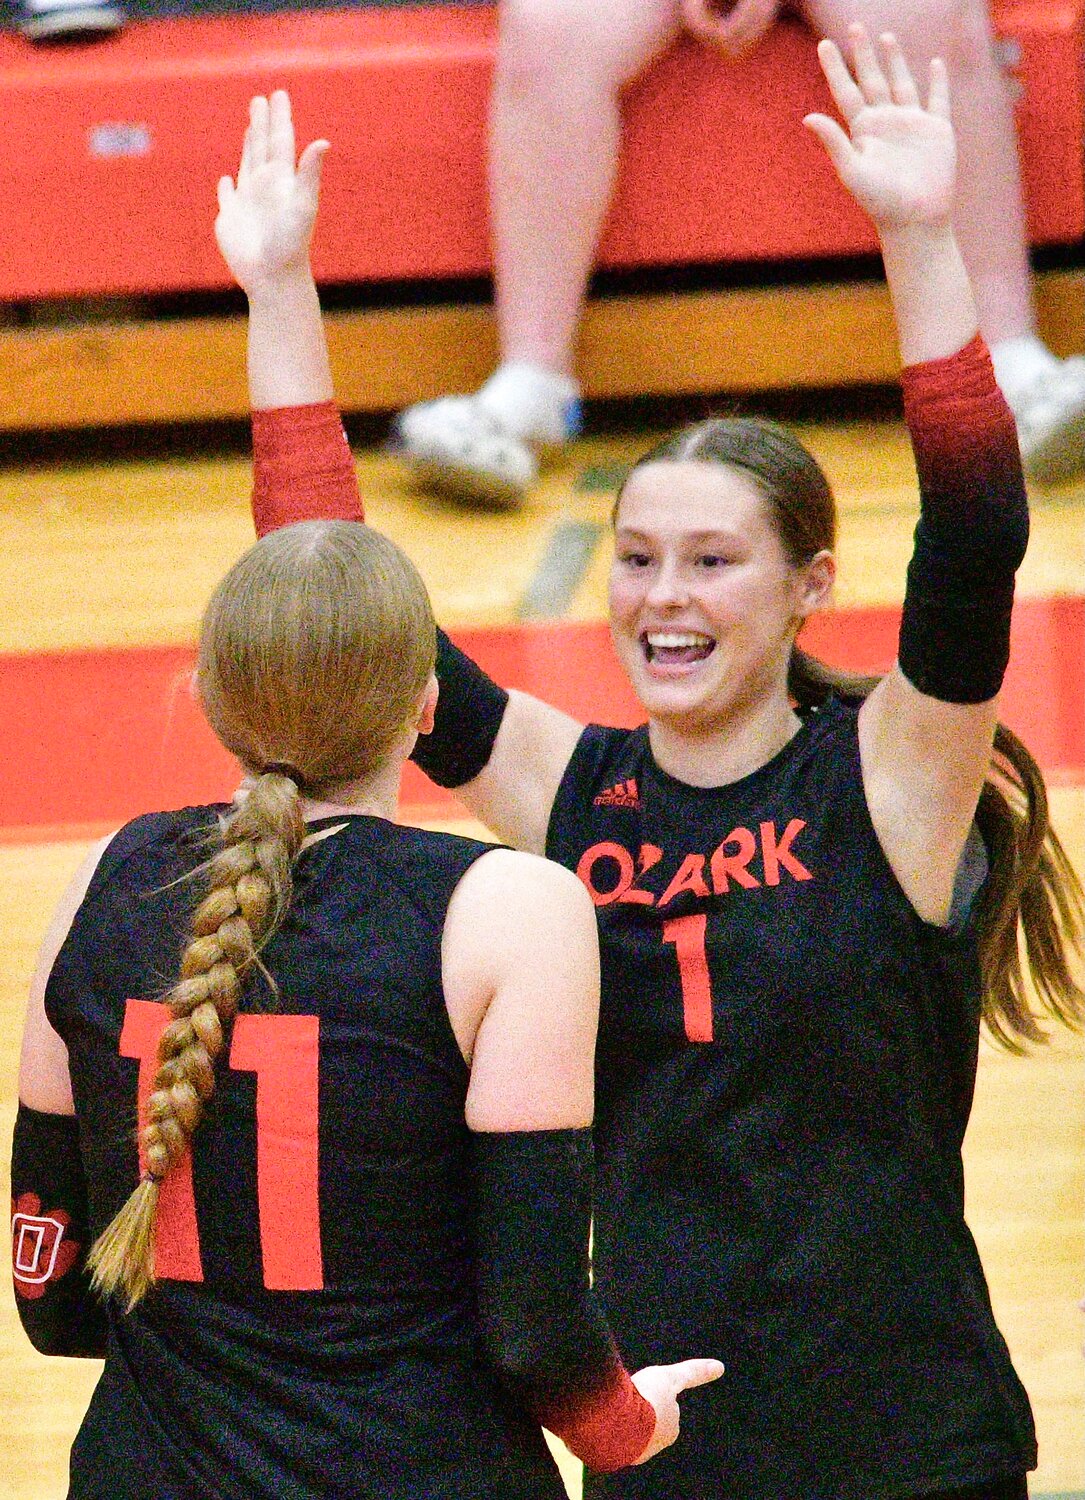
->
xmin=645 ymin=556 xmax=690 ymax=609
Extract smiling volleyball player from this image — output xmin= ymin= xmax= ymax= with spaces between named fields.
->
xmin=226 ymin=36 xmax=1082 ymax=1500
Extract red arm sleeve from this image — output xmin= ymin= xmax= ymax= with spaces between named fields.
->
xmin=251 ymin=402 xmax=364 ymax=538
xmin=900 ymin=333 xmax=1022 ymax=500
xmin=471 ymin=1129 xmax=656 ymax=1473
xmin=896 ymin=334 xmax=1029 ymax=703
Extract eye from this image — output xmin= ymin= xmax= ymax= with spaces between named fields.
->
xmin=696 ymin=553 xmax=733 ymax=569
xmin=617 ymin=549 xmax=652 ymax=569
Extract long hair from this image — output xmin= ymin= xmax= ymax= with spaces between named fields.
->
xmin=618 ymin=419 xmax=1084 ymax=1051
xmin=88 ymin=522 xmax=436 ymax=1306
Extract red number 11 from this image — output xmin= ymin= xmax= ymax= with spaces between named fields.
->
xmin=662 ymin=914 xmax=714 ymax=1043
xmin=120 ymin=999 xmax=324 ymax=1290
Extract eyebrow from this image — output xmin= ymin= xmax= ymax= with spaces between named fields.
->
xmin=614 ymin=528 xmax=745 ymax=544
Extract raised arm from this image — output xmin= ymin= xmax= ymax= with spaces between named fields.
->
xmin=217 ymin=92 xmax=584 ymax=850
xmin=806 ymin=28 xmax=1028 ymax=925
xmin=443 ymin=850 xmax=722 ymax=1471
xmin=216 ymin=90 xmax=362 ymax=534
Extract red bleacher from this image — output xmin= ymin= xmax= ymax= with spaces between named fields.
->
xmin=0 ymin=0 xmax=1080 ymax=304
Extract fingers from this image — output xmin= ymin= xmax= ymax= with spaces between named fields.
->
xmin=881 ymin=34 xmax=919 ymax=108
xmin=268 ymin=88 xmax=296 ymax=169
xmin=802 ymin=110 xmax=853 ymax=173
xmin=847 ymin=22 xmax=891 ymax=107
xmin=248 ymin=94 xmax=269 ymax=171
xmin=815 ymin=37 xmax=865 ymax=125
xmin=669 ymin=1357 xmax=726 ymax=1392
xmin=296 ymin=138 xmax=330 ymax=205
xmin=216 ymin=175 xmax=234 ymax=213
xmin=927 ymin=55 xmax=951 ymax=119
xmin=236 ymin=122 xmax=253 ymax=192
xmin=817 ymin=26 xmax=946 ymax=124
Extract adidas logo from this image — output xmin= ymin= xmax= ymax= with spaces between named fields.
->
xmin=593 ymin=778 xmax=642 ymax=809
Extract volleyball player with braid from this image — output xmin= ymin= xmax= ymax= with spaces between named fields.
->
xmin=12 ymin=522 xmax=722 ymax=1493
xmin=229 ymin=34 xmax=1084 ymax=1500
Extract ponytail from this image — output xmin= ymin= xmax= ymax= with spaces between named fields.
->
xmin=87 ymin=771 xmax=305 ymax=1308
xmin=789 ymin=647 xmax=1085 ymax=1050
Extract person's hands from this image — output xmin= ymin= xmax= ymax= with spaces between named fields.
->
xmin=681 ymin=0 xmax=779 ymax=55
xmin=803 ymin=25 xmax=956 ymax=232
xmin=215 ymin=90 xmax=329 ymax=297
xmin=631 ymin=1358 xmax=725 ymax=1464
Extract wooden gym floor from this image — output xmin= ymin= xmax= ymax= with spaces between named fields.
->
xmin=0 ymin=384 xmax=1081 ymax=1498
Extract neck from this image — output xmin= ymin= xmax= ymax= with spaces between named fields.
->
xmin=647 ymin=693 xmax=802 ymax=788
xmin=299 ymin=757 xmax=405 ymax=823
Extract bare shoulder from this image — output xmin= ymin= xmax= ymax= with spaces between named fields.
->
xmin=448 ymin=845 xmax=593 ymax=937
xmin=20 ymin=831 xmax=116 ymax=1112
xmin=449 ymin=849 xmax=600 ymax=1131
xmin=31 ymin=833 xmax=117 ymax=992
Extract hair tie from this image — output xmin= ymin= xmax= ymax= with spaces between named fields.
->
xmin=262 ymin=761 xmax=308 ymax=793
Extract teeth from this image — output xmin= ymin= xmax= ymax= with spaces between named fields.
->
xmin=646 ymin=632 xmax=713 ymax=649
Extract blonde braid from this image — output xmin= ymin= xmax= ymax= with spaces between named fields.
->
xmin=88 ymin=774 xmax=305 ymax=1308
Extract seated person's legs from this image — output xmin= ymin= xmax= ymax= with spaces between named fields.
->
xmin=392 ymin=0 xmax=681 ymax=505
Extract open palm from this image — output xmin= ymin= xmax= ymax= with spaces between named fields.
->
xmin=805 ymin=27 xmax=955 ymax=231
xmin=215 ymin=91 xmax=328 ymax=295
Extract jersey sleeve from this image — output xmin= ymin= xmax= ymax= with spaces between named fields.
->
xmin=251 ymin=402 xmax=364 ymax=538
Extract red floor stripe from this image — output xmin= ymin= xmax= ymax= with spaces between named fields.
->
xmin=3 ymin=597 xmax=1081 ymax=840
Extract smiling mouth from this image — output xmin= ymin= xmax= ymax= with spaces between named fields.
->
xmin=643 ymin=631 xmax=716 ymax=666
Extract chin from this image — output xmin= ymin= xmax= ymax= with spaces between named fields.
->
xmin=631 ymin=675 xmax=724 ymax=727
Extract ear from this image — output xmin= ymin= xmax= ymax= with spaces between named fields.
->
xmin=795 ymin=549 xmax=835 ymax=620
xmin=415 ymin=673 xmax=439 ymax=735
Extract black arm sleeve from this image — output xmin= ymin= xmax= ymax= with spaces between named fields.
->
xmin=470 ymin=1127 xmax=654 ymax=1472
xmin=410 ymin=627 xmax=510 ymax=788
xmin=898 ymin=334 xmax=1030 ymax=704
xmin=11 ymin=1105 xmax=108 ymax=1357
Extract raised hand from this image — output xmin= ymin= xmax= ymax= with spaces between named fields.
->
xmin=804 ymin=26 xmax=955 ymax=232
xmin=631 ymin=1357 xmax=725 ymax=1464
xmin=215 ymin=90 xmax=329 ymax=296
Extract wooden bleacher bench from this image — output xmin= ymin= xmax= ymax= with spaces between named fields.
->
xmin=0 ymin=0 xmax=1081 ymax=429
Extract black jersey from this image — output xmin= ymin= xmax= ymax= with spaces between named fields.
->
xmin=546 ymin=696 xmax=1035 ymax=1500
xmin=45 ymin=807 xmax=567 ymax=1500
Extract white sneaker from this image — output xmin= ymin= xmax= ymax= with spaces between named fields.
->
xmin=18 ymin=0 xmax=123 ymax=40
xmin=1009 ymin=355 xmax=1085 ymax=484
xmin=392 ymin=395 xmax=543 ymax=507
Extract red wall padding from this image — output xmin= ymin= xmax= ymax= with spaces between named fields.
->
xmin=3 ymin=599 xmax=1082 ymax=839
xmin=0 ymin=0 xmax=1080 ymax=301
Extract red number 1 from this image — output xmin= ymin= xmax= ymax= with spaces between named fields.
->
xmin=232 ymin=1014 xmax=323 ymax=1290
xmin=120 ymin=1001 xmax=323 ymax=1290
xmin=662 ymin=914 xmax=714 ymax=1043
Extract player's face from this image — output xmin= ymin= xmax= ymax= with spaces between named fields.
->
xmin=609 ymin=460 xmax=816 ymax=731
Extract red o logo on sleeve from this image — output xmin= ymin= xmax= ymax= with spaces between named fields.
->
xmin=10 ymin=1193 xmax=81 ymax=1299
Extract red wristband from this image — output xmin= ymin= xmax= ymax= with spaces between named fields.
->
xmin=901 ymin=334 xmax=1018 ymax=469
xmin=251 ymin=401 xmax=363 ymax=537
xmin=544 ymin=1361 xmax=656 ymax=1473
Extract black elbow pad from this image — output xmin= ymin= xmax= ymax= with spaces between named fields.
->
xmin=11 ymin=1105 xmax=108 ymax=1358
xmin=410 ymin=628 xmax=510 ymax=788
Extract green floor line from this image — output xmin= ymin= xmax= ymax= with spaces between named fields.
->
xmin=519 ymin=520 xmax=605 ymax=620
